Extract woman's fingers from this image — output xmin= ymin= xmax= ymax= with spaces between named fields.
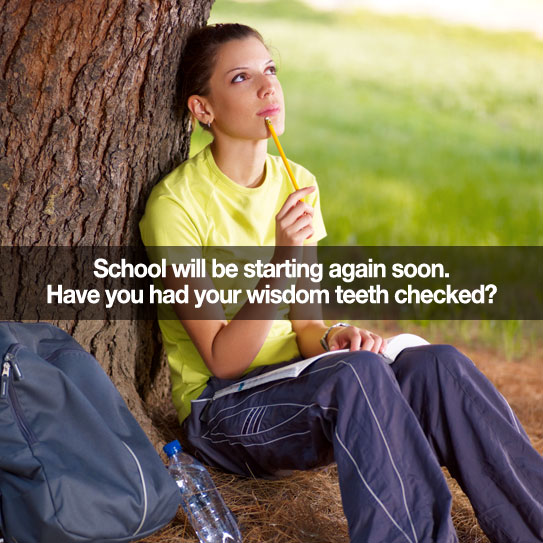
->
xmin=282 ymin=205 xmax=313 ymax=231
xmin=276 ymin=186 xmax=316 ymax=221
xmin=359 ymin=330 xmax=375 ymax=352
xmin=279 ymin=210 xmax=314 ymax=245
xmin=329 ymin=326 xmax=386 ymax=354
xmin=348 ymin=328 xmax=362 ymax=351
xmin=363 ymin=332 xmax=387 ymax=353
xmin=276 ymin=188 xmax=315 ymax=246
xmin=368 ymin=332 xmax=383 ymax=353
xmin=278 ymin=200 xmax=314 ymax=229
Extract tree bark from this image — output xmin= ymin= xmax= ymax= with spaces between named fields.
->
xmin=0 ymin=0 xmax=214 ymax=444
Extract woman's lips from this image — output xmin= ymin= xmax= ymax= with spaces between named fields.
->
xmin=257 ymin=105 xmax=280 ymax=117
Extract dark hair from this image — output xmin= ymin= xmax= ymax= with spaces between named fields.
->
xmin=179 ymin=23 xmax=266 ymax=126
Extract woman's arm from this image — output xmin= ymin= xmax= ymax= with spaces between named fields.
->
xmin=292 ymin=319 xmax=387 ymax=358
xmin=291 ymin=319 xmax=328 ymax=358
xmin=290 ymin=244 xmax=387 ymax=357
xmin=164 ymin=186 xmax=317 ymax=380
xmin=164 ymin=253 xmax=293 ymax=379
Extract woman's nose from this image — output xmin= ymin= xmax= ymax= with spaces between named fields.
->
xmin=257 ymin=75 xmax=275 ymax=99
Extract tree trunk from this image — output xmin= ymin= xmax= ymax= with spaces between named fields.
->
xmin=0 ymin=0 xmax=214 ymax=444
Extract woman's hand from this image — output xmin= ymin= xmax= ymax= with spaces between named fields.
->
xmin=275 ymin=186 xmax=316 ymax=246
xmin=328 ymin=325 xmax=387 ymax=354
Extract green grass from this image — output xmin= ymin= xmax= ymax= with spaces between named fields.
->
xmin=189 ymin=1 xmax=543 ymax=351
xmin=191 ymin=0 xmax=543 ymax=246
xmin=399 ymin=320 xmax=541 ymax=362
xmin=346 ymin=319 xmax=542 ymax=362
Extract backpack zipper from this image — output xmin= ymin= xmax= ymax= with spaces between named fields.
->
xmin=1 ymin=344 xmax=37 ymax=445
xmin=1 ymin=361 xmax=10 ymax=399
xmin=1 ymin=344 xmax=23 ymax=399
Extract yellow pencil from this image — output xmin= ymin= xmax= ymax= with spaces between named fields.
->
xmin=265 ymin=117 xmax=301 ymax=192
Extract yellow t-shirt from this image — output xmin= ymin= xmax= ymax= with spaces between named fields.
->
xmin=139 ymin=145 xmax=327 ymax=423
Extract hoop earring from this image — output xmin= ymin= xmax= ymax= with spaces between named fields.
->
xmin=207 ymin=121 xmax=212 ymax=128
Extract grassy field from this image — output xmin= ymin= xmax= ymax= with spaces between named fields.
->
xmin=189 ymin=0 xmax=543 ymax=353
xmin=192 ymin=0 xmax=542 ymax=246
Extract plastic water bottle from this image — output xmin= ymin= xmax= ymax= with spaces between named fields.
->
xmin=164 ymin=440 xmax=242 ymax=543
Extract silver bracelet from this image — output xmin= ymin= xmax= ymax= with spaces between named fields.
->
xmin=320 ymin=322 xmax=350 ymax=351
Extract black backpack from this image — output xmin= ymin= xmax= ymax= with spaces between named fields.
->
xmin=0 ymin=322 xmax=180 ymax=543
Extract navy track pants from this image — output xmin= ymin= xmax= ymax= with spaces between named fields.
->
xmin=183 ymin=345 xmax=543 ymax=543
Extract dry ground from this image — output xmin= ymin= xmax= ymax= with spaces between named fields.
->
xmin=144 ymin=340 xmax=543 ymax=543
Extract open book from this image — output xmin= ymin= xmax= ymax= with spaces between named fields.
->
xmin=213 ymin=333 xmax=429 ymax=400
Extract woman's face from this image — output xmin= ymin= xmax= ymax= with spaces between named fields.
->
xmin=205 ymin=36 xmax=285 ymax=140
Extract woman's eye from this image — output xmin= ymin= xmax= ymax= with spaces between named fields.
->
xmin=231 ymin=66 xmax=276 ymax=83
xmin=231 ymin=73 xmax=247 ymax=83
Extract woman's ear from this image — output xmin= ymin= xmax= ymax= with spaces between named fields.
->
xmin=187 ymin=95 xmax=213 ymax=126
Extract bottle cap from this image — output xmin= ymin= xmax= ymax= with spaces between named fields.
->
xmin=163 ymin=439 xmax=182 ymax=457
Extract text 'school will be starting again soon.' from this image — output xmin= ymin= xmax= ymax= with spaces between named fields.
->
xmin=91 ymin=258 xmax=451 ymax=284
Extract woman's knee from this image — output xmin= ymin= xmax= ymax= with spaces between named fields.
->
xmin=394 ymin=344 xmax=473 ymax=383
xmin=426 ymin=344 xmax=475 ymax=375
xmin=427 ymin=344 xmax=464 ymax=360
